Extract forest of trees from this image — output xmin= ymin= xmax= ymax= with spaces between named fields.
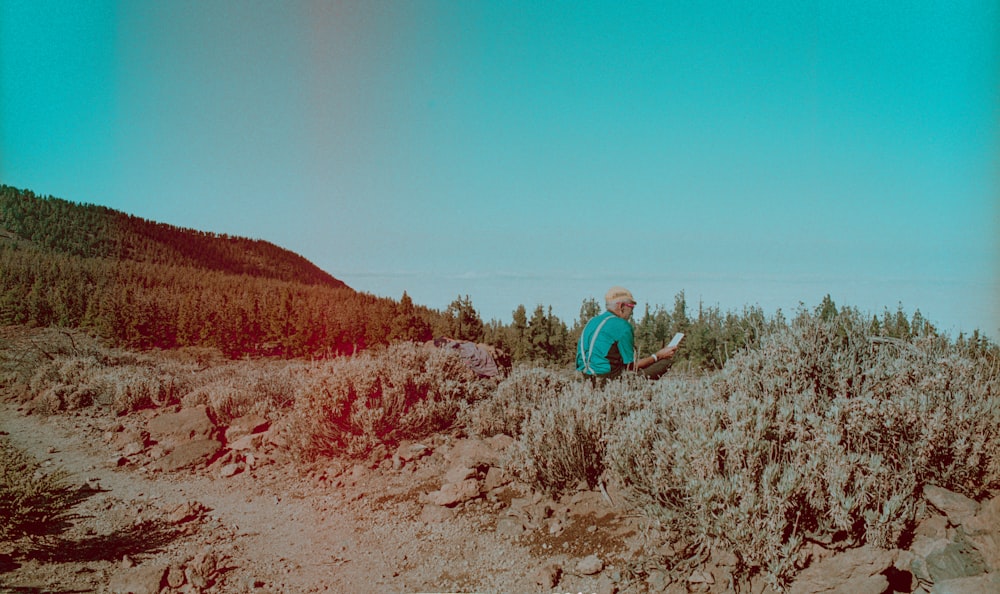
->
xmin=2 ymin=185 xmax=995 ymax=367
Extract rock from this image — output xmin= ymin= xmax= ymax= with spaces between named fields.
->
xmin=394 ymin=440 xmax=430 ymax=462
xmin=646 ymin=569 xmax=669 ymax=593
xmin=229 ymin=432 xmax=266 ymax=451
xmin=788 ymin=546 xmax=896 ymax=594
xmin=576 ymin=554 xmax=604 ymax=575
xmin=929 ymin=572 xmax=1000 ymax=594
xmin=121 ymin=441 xmax=144 ymax=457
xmin=446 ymin=437 xmax=502 ymax=468
xmin=419 ymin=504 xmax=455 ymax=523
xmin=532 ymin=563 xmax=562 ymax=588
xmin=428 ymin=479 xmax=480 ymax=507
xmin=496 ymin=516 xmax=525 ymax=538
xmin=220 ymin=462 xmax=242 ymax=478
xmin=224 ymin=414 xmax=269 ymax=443
xmin=486 ymin=433 xmax=515 ymax=451
xmin=595 ymin=574 xmax=619 ymax=594
xmin=687 ymin=570 xmax=714 ymax=584
xmin=483 ymin=466 xmax=509 ymax=492
xmin=924 ymin=485 xmax=980 ymax=526
xmin=962 ymin=495 xmax=1000 ymax=571
xmin=962 ymin=495 xmax=1000 ymax=535
xmin=910 ymin=537 xmax=953 ymax=582
xmin=167 ymin=501 xmax=206 ymax=525
xmin=915 ymin=514 xmax=950 ymax=540
xmin=155 ymin=439 xmax=222 ymax=472
xmin=108 ymin=563 xmax=167 ymax=594
xmin=444 ymin=465 xmax=476 ymax=484
xmin=166 ymin=564 xmax=186 ymax=588
xmin=965 ymin=532 xmax=1000 ymax=573
xmin=923 ymin=540 xmax=987 ymax=582
xmin=147 ymin=406 xmax=217 ymax=445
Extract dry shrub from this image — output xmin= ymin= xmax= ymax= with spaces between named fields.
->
xmin=0 ymin=437 xmax=80 ymax=546
xmin=98 ymin=364 xmax=190 ymax=414
xmin=506 ymin=373 xmax=656 ymax=493
xmin=0 ymin=329 xmax=204 ymax=415
xmin=467 ymin=367 xmax=574 ymax=438
xmin=181 ymin=360 xmax=305 ymax=425
xmin=600 ymin=308 xmax=1000 ymax=588
xmin=282 ymin=343 xmax=485 ymax=461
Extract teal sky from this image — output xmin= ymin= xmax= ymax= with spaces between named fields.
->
xmin=2 ymin=1 xmax=998 ymax=337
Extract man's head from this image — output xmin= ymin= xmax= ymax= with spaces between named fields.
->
xmin=605 ymin=286 xmax=636 ymax=319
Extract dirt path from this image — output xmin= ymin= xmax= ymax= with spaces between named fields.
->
xmin=1 ymin=403 xmax=634 ymax=593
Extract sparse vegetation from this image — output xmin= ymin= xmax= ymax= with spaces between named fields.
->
xmin=490 ymin=304 xmax=1000 ymax=588
xmin=5 ymin=294 xmax=999 ymax=590
xmin=0 ymin=437 xmax=79 ymax=546
xmin=282 ymin=342 xmax=496 ymax=461
xmin=466 ymin=367 xmax=575 ymax=438
xmin=3 ymin=184 xmax=1000 ymax=589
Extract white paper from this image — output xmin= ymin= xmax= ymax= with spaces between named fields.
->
xmin=667 ymin=332 xmax=684 ymax=348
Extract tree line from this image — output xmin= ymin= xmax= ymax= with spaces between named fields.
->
xmin=471 ymin=291 xmax=993 ymax=372
xmin=2 ymin=185 xmax=994 ymax=366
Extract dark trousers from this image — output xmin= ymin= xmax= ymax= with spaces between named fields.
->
xmin=639 ymin=357 xmax=674 ymax=380
xmin=583 ymin=357 xmax=674 ymax=387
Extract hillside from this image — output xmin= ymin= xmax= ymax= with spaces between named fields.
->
xmin=0 ymin=185 xmax=437 ymax=357
xmin=0 ymin=185 xmax=346 ymax=288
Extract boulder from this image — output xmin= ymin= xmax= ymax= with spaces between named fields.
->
xmin=922 ymin=541 xmax=987 ymax=582
xmin=446 ymin=438 xmax=502 ymax=468
xmin=224 ymin=414 xmax=269 ymax=442
xmin=155 ymin=439 xmax=222 ymax=472
xmin=444 ymin=465 xmax=476 ymax=484
xmin=229 ymin=432 xmax=267 ymax=451
xmin=961 ymin=495 xmax=1000 ymax=571
xmin=147 ymin=406 xmax=217 ymax=445
xmin=788 ymin=546 xmax=896 ymax=594
xmin=929 ymin=573 xmax=1000 ymax=594
xmin=108 ymin=563 xmax=167 ymax=594
xmin=428 ymin=478 xmax=480 ymax=507
xmin=924 ymin=485 xmax=979 ymax=526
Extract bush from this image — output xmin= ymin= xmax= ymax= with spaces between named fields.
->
xmin=100 ymin=364 xmax=189 ymax=414
xmin=598 ymin=308 xmax=1000 ymax=588
xmin=506 ymin=373 xmax=657 ymax=493
xmin=282 ymin=342 xmax=489 ymax=461
xmin=181 ymin=360 xmax=305 ymax=425
xmin=466 ymin=367 xmax=574 ymax=438
xmin=0 ymin=438 xmax=80 ymax=546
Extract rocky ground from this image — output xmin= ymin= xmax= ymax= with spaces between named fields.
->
xmin=1 ymin=397 xmax=999 ymax=594
xmin=0 ymin=399 xmax=662 ymax=594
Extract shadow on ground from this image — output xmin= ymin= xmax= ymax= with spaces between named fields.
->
xmin=23 ymin=519 xmax=183 ymax=564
